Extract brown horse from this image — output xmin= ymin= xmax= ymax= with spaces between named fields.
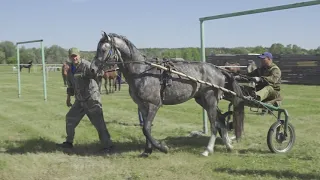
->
xmin=62 ymin=62 xmax=69 ymax=87
xmin=224 ymin=62 xmax=241 ymax=74
xmin=96 ymin=65 xmax=120 ymax=94
xmin=223 ymin=61 xmax=257 ymax=74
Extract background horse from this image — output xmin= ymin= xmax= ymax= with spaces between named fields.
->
xmin=224 ymin=61 xmax=257 ymax=75
xmin=90 ymin=32 xmax=245 ymax=157
xmin=224 ymin=62 xmax=241 ymax=74
xmin=20 ymin=61 xmax=33 ymax=73
xmin=103 ymin=66 xmax=119 ymax=94
xmin=62 ymin=62 xmax=69 ymax=87
xmin=96 ymin=65 xmax=121 ymax=94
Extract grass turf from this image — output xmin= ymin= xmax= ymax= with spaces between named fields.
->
xmin=0 ymin=66 xmax=320 ymax=180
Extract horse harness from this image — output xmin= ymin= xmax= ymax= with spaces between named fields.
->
xmin=154 ymin=58 xmax=179 ymax=101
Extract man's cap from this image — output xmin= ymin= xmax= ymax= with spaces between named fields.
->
xmin=258 ymin=52 xmax=273 ymax=59
xmin=68 ymin=47 xmax=80 ymax=56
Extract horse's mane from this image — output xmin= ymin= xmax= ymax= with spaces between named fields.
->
xmin=98 ymin=32 xmax=143 ymax=60
xmin=108 ymin=33 xmax=138 ymax=51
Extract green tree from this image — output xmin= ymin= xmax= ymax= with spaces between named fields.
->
xmin=0 ymin=41 xmax=16 ymax=62
xmin=0 ymin=50 xmax=5 ymax=64
xmin=251 ymin=46 xmax=266 ymax=54
xmin=7 ymin=56 xmax=16 ymax=64
xmin=269 ymin=43 xmax=285 ymax=54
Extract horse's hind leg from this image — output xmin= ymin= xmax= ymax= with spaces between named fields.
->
xmin=108 ymin=79 xmax=112 ymax=93
xmin=201 ymin=97 xmax=218 ymax=156
xmin=195 ymin=91 xmax=231 ymax=156
xmin=104 ymin=78 xmax=108 ymax=94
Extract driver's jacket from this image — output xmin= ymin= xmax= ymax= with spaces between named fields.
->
xmin=247 ymin=63 xmax=281 ymax=91
xmin=66 ymin=59 xmax=100 ymax=102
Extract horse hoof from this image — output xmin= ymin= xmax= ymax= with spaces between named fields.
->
xmin=160 ymin=142 xmax=169 ymax=154
xmin=229 ymin=136 xmax=236 ymax=141
xmin=163 ymin=145 xmax=169 ymax=154
xmin=201 ymin=150 xmax=209 ymax=157
xmin=139 ymin=152 xmax=150 ymax=158
xmin=226 ymin=145 xmax=233 ymax=152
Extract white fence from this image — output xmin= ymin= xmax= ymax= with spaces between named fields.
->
xmin=0 ymin=64 xmax=63 ymax=73
xmin=0 ymin=64 xmax=64 ymax=81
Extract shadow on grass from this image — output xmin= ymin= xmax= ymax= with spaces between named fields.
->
xmin=237 ymin=148 xmax=271 ymax=154
xmin=163 ymin=136 xmax=271 ymax=154
xmin=2 ymin=137 xmax=145 ymax=156
xmin=2 ymin=135 xmax=270 ymax=156
xmin=106 ymin=120 xmax=142 ymax=127
xmin=214 ymin=168 xmax=320 ymax=180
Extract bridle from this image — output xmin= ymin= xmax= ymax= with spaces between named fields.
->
xmin=97 ymin=36 xmax=125 ymax=72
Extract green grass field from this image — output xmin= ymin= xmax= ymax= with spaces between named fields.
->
xmin=1 ymin=66 xmax=320 ymax=180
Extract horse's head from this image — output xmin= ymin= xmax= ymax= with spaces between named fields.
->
xmin=91 ymin=31 xmax=125 ymax=74
xmin=91 ymin=31 xmax=141 ymax=75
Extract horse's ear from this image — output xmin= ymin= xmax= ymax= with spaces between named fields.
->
xmin=101 ymin=31 xmax=106 ymax=37
xmin=101 ymin=31 xmax=111 ymax=42
xmin=106 ymin=34 xmax=111 ymax=42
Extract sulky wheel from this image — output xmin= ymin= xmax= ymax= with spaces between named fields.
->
xmin=267 ymin=120 xmax=296 ymax=153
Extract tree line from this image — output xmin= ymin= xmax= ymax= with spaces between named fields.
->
xmin=0 ymin=40 xmax=319 ymax=64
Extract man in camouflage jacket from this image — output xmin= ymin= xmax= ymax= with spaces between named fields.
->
xmin=56 ymin=47 xmax=113 ymax=154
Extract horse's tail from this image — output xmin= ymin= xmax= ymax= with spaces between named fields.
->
xmin=221 ymin=70 xmax=245 ymax=141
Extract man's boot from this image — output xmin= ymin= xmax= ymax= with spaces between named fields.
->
xmin=56 ymin=141 xmax=73 ymax=148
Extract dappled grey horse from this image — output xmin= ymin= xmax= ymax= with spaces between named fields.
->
xmin=90 ymin=32 xmax=245 ymax=157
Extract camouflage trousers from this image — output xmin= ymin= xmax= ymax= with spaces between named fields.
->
xmin=65 ymin=99 xmax=112 ymax=148
xmin=256 ymin=85 xmax=280 ymax=102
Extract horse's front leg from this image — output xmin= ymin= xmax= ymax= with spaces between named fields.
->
xmin=139 ymin=103 xmax=165 ymax=157
xmin=108 ymin=79 xmax=111 ymax=93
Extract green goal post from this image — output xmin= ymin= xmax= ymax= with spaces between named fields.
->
xmin=16 ymin=39 xmax=47 ymax=101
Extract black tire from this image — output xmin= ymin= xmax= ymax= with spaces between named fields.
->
xmin=267 ymin=120 xmax=295 ymax=153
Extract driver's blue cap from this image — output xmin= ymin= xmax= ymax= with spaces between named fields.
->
xmin=258 ymin=52 xmax=273 ymax=59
